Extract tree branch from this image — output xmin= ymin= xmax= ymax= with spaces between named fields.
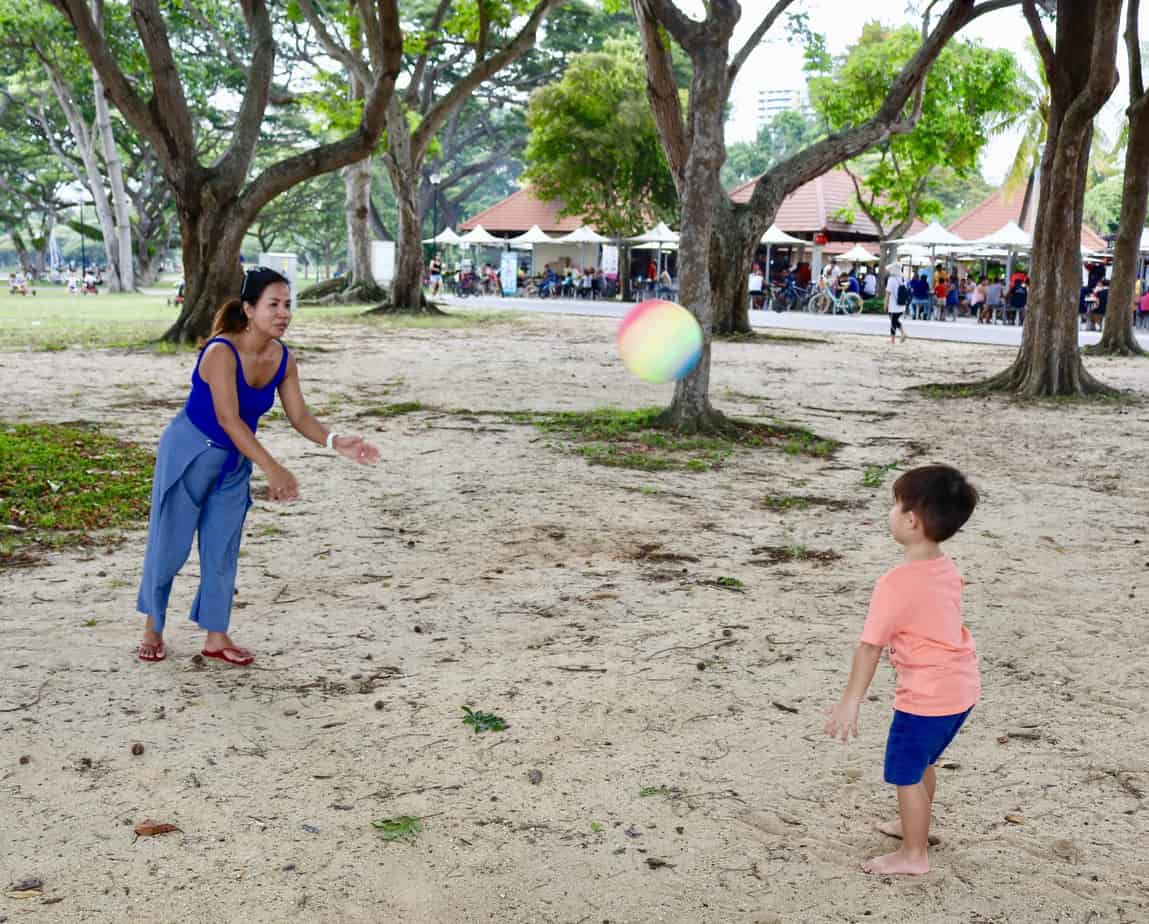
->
xmin=1021 ymin=0 xmax=1057 ymax=81
xmin=296 ymin=0 xmax=368 ymax=81
xmin=46 ymin=0 xmax=169 ymax=160
xmin=1058 ymin=0 xmax=1121 ymax=144
xmin=128 ymin=0 xmax=197 ymax=154
xmin=634 ymin=0 xmax=688 ymax=183
xmin=238 ymin=0 xmax=402 ymax=224
xmin=1128 ymin=0 xmax=1144 ymax=103
xmin=408 ymin=0 xmax=455 ymax=107
xmin=410 ymin=0 xmax=562 ymax=158
xmin=185 ymin=0 xmax=297 ymax=105
xmin=632 ymin=0 xmax=699 ymax=49
xmin=728 ymin=0 xmax=795 ymax=85
xmin=745 ymin=0 xmax=1022 ymax=222
xmin=216 ymin=0 xmax=277 ymax=189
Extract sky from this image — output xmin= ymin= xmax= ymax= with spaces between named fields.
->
xmin=721 ymin=0 xmax=1143 ymax=184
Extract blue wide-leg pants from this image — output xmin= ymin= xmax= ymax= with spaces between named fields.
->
xmin=136 ymin=412 xmax=253 ymax=634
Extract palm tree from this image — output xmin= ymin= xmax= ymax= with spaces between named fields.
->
xmin=1003 ymin=39 xmax=1116 ymax=228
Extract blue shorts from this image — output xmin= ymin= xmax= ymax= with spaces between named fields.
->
xmin=883 ymin=707 xmax=972 ymax=786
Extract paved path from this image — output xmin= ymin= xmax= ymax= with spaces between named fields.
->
xmin=439 ymin=293 xmax=1149 ymax=349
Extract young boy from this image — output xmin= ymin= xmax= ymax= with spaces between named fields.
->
xmin=825 ymin=464 xmax=980 ymax=876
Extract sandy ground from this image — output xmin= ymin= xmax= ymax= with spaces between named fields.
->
xmin=1 ymin=313 xmax=1147 ymax=924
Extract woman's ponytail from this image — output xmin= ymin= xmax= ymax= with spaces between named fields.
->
xmin=210 ymin=298 xmax=247 ymax=338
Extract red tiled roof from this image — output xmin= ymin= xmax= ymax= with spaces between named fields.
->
xmin=458 ymin=187 xmax=583 ymax=234
xmin=948 ymin=187 xmax=1107 ymax=252
xmin=728 ymin=168 xmax=912 ymax=239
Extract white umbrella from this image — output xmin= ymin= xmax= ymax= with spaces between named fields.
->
xmin=557 ymin=226 xmax=610 ymax=244
xmin=629 ymin=221 xmax=679 ymax=244
xmin=893 ymin=221 xmax=967 ymax=248
xmin=459 ymin=224 xmax=503 ymax=246
xmin=838 ymin=244 xmax=879 ymax=263
xmin=1140 ymin=228 xmax=1149 ymax=253
xmin=972 ymin=221 xmax=1031 ymax=250
xmin=760 ymin=224 xmax=809 ymax=245
xmin=508 ymin=224 xmax=556 ymax=245
xmin=422 ymin=227 xmax=462 ymax=245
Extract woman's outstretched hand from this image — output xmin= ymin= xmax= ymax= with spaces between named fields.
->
xmin=334 ymin=435 xmax=381 ymax=465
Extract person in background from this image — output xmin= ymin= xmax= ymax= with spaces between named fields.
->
xmin=863 ymin=268 xmax=878 ymax=299
xmin=984 ymin=277 xmax=1005 ymax=324
xmin=909 ymin=272 xmax=932 ymax=321
xmin=1007 ymin=276 xmax=1028 ymax=326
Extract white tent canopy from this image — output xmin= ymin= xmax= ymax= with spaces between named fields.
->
xmin=893 ymin=221 xmax=967 ymax=248
xmin=760 ymin=224 xmax=809 ymax=245
xmin=459 ymin=224 xmax=503 ymax=246
xmin=557 ymin=226 xmax=609 ymax=244
xmin=422 ymin=227 xmax=462 ymax=245
xmin=837 ymin=244 xmax=878 ymax=263
xmin=508 ymin=224 xmax=556 ymax=245
xmin=971 ymin=221 xmax=1032 ymax=250
xmin=1140 ymin=228 xmax=1149 ymax=253
xmin=629 ymin=221 xmax=679 ymax=244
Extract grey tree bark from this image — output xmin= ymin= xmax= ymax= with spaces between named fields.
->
xmin=342 ymin=154 xmax=385 ymax=301
xmin=1095 ymin=0 xmax=1146 ymax=357
xmin=979 ymin=0 xmax=1121 ymax=393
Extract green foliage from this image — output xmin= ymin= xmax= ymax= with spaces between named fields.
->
xmin=359 ymin=401 xmax=424 ymax=418
xmin=810 ymin=23 xmax=1027 ymax=236
xmin=0 ymin=421 xmax=153 ymax=563
xmin=722 ymin=110 xmax=824 ymax=189
xmin=1083 ymin=175 xmax=1124 ymax=236
xmin=862 ymin=460 xmax=902 ymax=488
xmin=715 ymin=576 xmax=744 ymax=589
xmin=371 ymin=816 xmax=423 ymax=841
xmin=524 ymin=35 xmax=679 ymax=237
xmin=461 ymin=706 xmax=508 ymax=733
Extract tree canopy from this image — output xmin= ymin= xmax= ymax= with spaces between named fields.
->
xmin=809 ymin=21 xmax=1027 ymax=238
xmin=523 ymin=35 xmax=678 ymax=237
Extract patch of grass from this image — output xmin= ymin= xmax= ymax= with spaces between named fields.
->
xmin=359 ymin=401 xmax=424 ymax=418
xmin=83 ymin=617 xmax=98 ymax=627
xmin=911 ymin=383 xmax=980 ymax=400
xmin=371 ymin=815 xmax=423 ymax=841
xmin=760 ymin=493 xmax=858 ymax=512
xmin=0 ymin=422 xmax=154 ymax=566
xmin=322 ymin=307 xmax=525 ymax=330
xmin=639 ymin=785 xmax=674 ymax=798
xmin=461 ymin=705 xmax=508 ymax=733
xmin=496 ymin=407 xmax=838 ymax=473
xmin=863 ymin=461 xmax=902 ymax=488
xmin=714 ymin=331 xmax=828 ymax=345
xmin=748 ymin=545 xmax=842 ymax=566
xmin=715 ymin=576 xmax=744 ymax=589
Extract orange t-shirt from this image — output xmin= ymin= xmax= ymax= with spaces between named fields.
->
xmin=860 ymin=556 xmax=980 ymax=716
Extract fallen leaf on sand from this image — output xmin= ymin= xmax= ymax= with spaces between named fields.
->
xmin=1004 ymin=814 xmax=1025 ymax=825
xmin=134 ymin=820 xmax=180 ymax=837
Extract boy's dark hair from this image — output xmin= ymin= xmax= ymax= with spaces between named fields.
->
xmin=892 ymin=465 xmax=978 ymax=542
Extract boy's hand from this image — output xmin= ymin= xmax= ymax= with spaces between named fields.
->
xmin=824 ymin=698 xmax=861 ymax=742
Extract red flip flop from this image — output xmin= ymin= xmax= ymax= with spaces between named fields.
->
xmin=200 ymin=647 xmax=254 ymax=666
xmin=138 ymin=642 xmax=166 ymax=662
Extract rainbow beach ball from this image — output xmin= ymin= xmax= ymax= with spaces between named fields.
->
xmin=617 ymin=299 xmax=703 ymax=384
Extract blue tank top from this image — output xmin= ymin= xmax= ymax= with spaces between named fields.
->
xmin=184 ymin=337 xmax=288 ymax=455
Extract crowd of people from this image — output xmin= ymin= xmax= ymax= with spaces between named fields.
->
xmin=424 ymin=252 xmax=634 ymax=300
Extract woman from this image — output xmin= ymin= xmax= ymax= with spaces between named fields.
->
xmin=137 ymin=267 xmax=379 ymax=666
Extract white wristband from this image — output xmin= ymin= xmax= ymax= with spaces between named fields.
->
xmin=325 ymin=431 xmax=338 ymax=450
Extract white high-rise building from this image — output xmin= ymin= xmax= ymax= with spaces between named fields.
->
xmin=754 ymin=87 xmax=809 ymax=131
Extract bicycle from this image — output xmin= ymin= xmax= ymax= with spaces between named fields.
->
xmin=809 ymin=282 xmax=863 ymax=315
xmin=769 ymin=279 xmax=812 ymax=312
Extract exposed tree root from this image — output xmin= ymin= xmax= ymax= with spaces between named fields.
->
xmin=362 ymin=295 xmax=446 ymax=317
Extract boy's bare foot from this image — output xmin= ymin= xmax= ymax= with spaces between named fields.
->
xmin=862 ymin=848 xmax=930 ymax=876
xmin=876 ymin=819 xmax=940 ymax=846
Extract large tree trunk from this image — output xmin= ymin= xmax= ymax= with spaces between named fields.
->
xmin=379 ymin=98 xmax=436 ymax=313
xmin=712 ymin=213 xmax=756 ymax=334
xmin=1095 ymin=4 xmax=1148 ymax=357
xmin=658 ymin=56 xmax=731 ymax=432
xmin=342 ymin=154 xmax=387 ymax=301
xmin=980 ymin=0 xmax=1120 ymax=396
xmin=162 ymin=198 xmax=246 ymax=343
